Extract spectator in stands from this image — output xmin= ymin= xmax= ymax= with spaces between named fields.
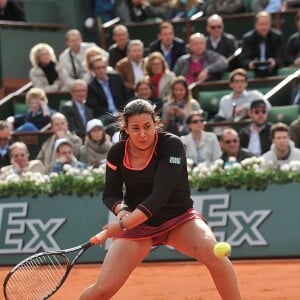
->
xmin=239 ymin=99 xmax=272 ymax=156
xmin=215 ymin=68 xmax=271 ymax=121
xmin=83 ymin=45 xmax=112 ymax=82
xmin=7 ymin=87 xmax=52 ymax=132
xmin=115 ymin=39 xmax=145 ymax=97
xmin=117 ymin=0 xmax=160 ymax=24
xmin=59 ymin=29 xmax=107 ymax=86
xmin=290 ymin=117 xmax=300 ymax=148
xmin=60 ymin=79 xmax=93 ymax=142
xmin=173 ymin=32 xmax=228 ymax=84
xmin=262 ymin=122 xmax=300 ymax=167
xmin=285 ymin=0 xmax=300 ymax=8
xmin=144 ymin=51 xmax=175 ymax=100
xmin=219 ymin=128 xmax=254 ymax=164
xmin=181 ymin=111 xmax=222 ymax=166
xmin=37 ymin=112 xmax=82 ymax=173
xmin=108 ymin=25 xmax=130 ymax=68
xmin=134 ymin=77 xmax=163 ymax=115
xmin=79 ymin=119 xmax=112 ymax=167
xmin=86 ymin=55 xmax=129 ymax=125
xmin=206 ymin=14 xmax=239 ymax=71
xmin=29 ymin=43 xmax=71 ymax=93
xmin=86 ymin=0 xmax=115 ymax=24
xmin=203 ymin=0 xmax=245 ymax=16
xmin=166 ymin=0 xmax=203 ymax=21
xmin=285 ymin=11 xmax=300 ymax=67
xmin=51 ymin=138 xmax=87 ymax=173
xmin=251 ymin=0 xmax=286 ymax=13
xmin=0 ymin=142 xmax=45 ymax=176
xmin=289 ymin=77 xmax=300 ymax=105
xmin=162 ymin=76 xmax=201 ymax=136
xmin=0 ymin=121 xmax=11 ymax=168
xmin=0 ymin=0 xmax=26 ymax=21
xmin=149 ymin=21 xmax=187 ymax=70
xmin=240 ymin=11 xmax=284 ymax=78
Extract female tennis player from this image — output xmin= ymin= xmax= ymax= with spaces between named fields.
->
xmin=78 ymin=99 xmax=241 ymax=300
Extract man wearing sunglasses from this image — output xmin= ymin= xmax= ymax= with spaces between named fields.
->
xmin=206 ymin=14 xmax=239 ymax=71
xmin=219 ymin=128 xmax=254 ymax=164
xmin=239 ymin=99 xmax=272 ymax=156
xmin=0 ymin=121 xmax=11 ymax=168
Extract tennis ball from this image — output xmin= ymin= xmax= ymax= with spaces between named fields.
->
xmin=213 ymin=242 xmax=231 ymax=258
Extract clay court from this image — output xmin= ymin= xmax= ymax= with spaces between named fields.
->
xmin=1 ymin=259 xmax=300 ymax=299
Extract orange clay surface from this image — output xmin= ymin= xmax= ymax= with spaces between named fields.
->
xmin=1 ymin=259 xmax=300 ymax=299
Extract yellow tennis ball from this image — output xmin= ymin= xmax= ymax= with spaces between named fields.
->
xmin=213 ymin=242 xmax=231 ymax=258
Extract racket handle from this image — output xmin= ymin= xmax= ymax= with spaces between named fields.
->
xmin=90 ymin=229 xmax=108 ymax=246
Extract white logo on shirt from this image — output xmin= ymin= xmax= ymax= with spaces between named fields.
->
xmin=169 ymin=156 xmax=181 ymax=164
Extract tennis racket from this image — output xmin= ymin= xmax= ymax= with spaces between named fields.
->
xmin=3 ymin=229 xmax=108 ymax=300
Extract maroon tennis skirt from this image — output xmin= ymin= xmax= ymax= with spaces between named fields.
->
xmin=117 ymin=208 xmax=205 ymax=246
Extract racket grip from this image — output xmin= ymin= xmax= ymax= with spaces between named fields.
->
xmin=90 ymin=229 xmax=108 ymax=246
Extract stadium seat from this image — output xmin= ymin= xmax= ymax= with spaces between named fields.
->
xmin=277 ymin=67 xmax=299 ymax=77
xmin=198 ymin=89 xmax=231 ymax=120
xmin=14 ymin=103 xmax=28 ymax=115
xmin=267 ymin=105 xmax=300 ymax=125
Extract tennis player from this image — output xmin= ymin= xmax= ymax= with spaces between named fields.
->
xmin=79 ymin=99 xmax=241 ymax=299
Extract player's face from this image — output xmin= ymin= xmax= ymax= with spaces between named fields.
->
xmin=125 ymin=113 xmax=156 ymax=151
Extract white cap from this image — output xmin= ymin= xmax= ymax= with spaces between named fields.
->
xmin=86 ymin=119 xmax=104 ymax=133
xmin=54 ymin=138 xmax=73 ymax=153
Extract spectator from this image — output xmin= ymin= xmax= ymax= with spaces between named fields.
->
xmin=134 ymin=77 xmax=163 ymax=115
xmin=29 ymin=43 xmax=71 ymax=93
xmin=289 ymin=77 xmax=300 ymax=105
xmin=215 ymin=68 xmax=271 ymax=121
xmin=79 ymin=119 xmax=113 ymax=167
xmin=86 ymin=55 xmax=129 ymax=125
xmin=181 ymin=111 xmax=222 ymax=165
xmin=0 ymin=142 xmax=45 ymax=176
xmin=251 ymin=0 xmax=286 ymax=13
xmin=117 ymin=0 xmax=160 ymax=24
xmin=83 ymin=45 xmax=112 ymax=82
xmin=60 ymin=79 xmax=93 ymax=141
xmin=290 ymin=117 xmax=300 ymax=148
xmin=262 ymin=122 xmax=300 ymax=167
xmin=144 ymin=51 xmax=175 ymax=100
xmin=206 ymin=14 xmax=239 ymax=71
xmin=173 ymin=32 xmax=228 ymax=84
xmin=36 ymin=112 xmax=82 ymax=173
xmin=0 ymin=0 xmax=26 ymax=21
xmin=115 ymin=39 xmax=145 ymax=97
xmin=59 ymin=29 xmax=107 ymax=86
xmin=162 ymin=76 xmax=201 ymax=136
xmin=51 ymin=138 xmax=87 ymax=173
xmin=239 ymin=99 xmax=272 ymax=156
xmin=285 ymin=11 xmax=300 ymax=67
xmin=7 ymin=87 xmax=52 ymax=132
xmin=167 ymin=0 xmax=203 ymax=20
xmin=149 ymin=21 xmax=187 ymax=70
xmin=87 ymin=0 xmax=115 ymax=24
xmin=203 ymin=0 xmax=245 ymax=16
xmin=219 ymin=128 xmax=255 ymax=164
xmin=108 ymin=25 xmax=130 ymax=68
xmin=240 ymin=11 xmax=284 ymax=78
xmin=0 ymin=121 xmax=11 ymax=168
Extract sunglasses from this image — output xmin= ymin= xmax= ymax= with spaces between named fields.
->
xmin=253 ymin=110 xmax=266 ymax=115
xmin=210 ymin=25 xmax=222 ymax=30
xmin=190 ymin=119 xmax=203 ymax=124
xmin=223 ymin=139 xmax=238 ymax=144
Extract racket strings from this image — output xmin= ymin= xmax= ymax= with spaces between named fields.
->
xmin=5 ymin=253 xmax=69 ymax=300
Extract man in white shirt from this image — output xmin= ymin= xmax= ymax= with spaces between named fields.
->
xmin=216 ymin=68 xmax=271 ymax=121
xmin=59 ymin=29 xmax=108 ymax=86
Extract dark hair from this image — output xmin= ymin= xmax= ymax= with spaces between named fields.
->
xmin=270 ymin=122 xmax=290 ymax=139
xmin=135 ymin=77 xmax=153 ymax=94
xmin=118 ymin=99 xmax=162 ymax=134
xmin=186 ymin=111 xmax=204 ymax=125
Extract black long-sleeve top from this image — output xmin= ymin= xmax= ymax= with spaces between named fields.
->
xmin=103 ymin=132 xmax=193 ymax=226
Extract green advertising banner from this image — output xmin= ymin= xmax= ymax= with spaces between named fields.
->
xmin=1 ymin=183 xmax=300 ymax=265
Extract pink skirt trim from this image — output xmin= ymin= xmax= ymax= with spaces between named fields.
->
xmin=117 ymin=208 xmax=205 ymax=245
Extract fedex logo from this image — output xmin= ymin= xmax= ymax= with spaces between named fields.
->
xmin=0 ymin=203 xmax=65 ymax=254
